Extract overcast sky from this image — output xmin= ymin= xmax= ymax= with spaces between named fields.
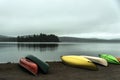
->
xmin=0 ymin=0 xmax=120 ymax=39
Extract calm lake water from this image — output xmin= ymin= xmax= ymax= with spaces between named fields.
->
xmin=0 ymin=42 xmax=120 ymax=63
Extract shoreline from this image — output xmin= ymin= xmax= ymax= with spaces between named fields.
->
xmin=0 ymin=62 xmax=120 ymax=80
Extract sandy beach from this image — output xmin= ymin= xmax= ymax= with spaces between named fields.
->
xmin=0 ymin=62 xmax=120 ymax=80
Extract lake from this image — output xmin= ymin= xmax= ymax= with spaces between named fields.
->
xmin=0 ymin=42 xmax=120 ymax=63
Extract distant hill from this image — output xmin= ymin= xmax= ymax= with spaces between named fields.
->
xmin=0 ymin=35 xmax=16 ymax=42
xmin=1 ymin=35 xmax=120 ymax=42
xmin=0 ymin=35 xmax=9 ymax=38
xmin=59 ymin=37 xmax=120 ymax=42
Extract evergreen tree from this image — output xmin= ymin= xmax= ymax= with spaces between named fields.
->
xmin=17 ymin=33 xmax=60 ymax=42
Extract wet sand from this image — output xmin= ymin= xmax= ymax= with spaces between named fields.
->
xmin=0 ymin=62 xmax=120 ymax=80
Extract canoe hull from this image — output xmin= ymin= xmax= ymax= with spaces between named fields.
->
xmin=99 ymin=54 xmax=120 ymax=64
xmin=80 ymin=55 xmax=108 ymax=66
xmin=61 ymin=55 xmax=98 ymax=70
xmin=26 ymin=55 xmax=49 ymax=74
xmin=19 ymin=58 xmax=38 ymax=76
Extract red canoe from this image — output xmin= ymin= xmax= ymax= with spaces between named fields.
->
xmin=19 ymin=58 xmax=38 ymax=76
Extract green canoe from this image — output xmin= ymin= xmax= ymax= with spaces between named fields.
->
xmin=26 ymin=55 xmax=49 ymax=74
xmin=99 ymin=54 xmax=120 ymax=64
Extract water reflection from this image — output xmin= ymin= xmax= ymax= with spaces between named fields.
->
xmin=17 ymin=43 xmax=59 ymax=52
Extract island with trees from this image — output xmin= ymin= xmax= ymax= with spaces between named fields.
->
xmin=17 ymin=33 xmax=60 ymax=42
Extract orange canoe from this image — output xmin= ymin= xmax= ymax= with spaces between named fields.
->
xmin=116 ymin=57 xmax=120 ymax=62
xmin=19 ymin=58 xmax=38 ymax=76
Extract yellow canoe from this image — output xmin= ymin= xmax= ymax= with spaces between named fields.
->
xmin=61 ymin=55 xmax=98 ymax=70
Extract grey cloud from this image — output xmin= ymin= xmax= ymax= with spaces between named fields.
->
xmin=0 ymin=0 xmax=120 ymax=38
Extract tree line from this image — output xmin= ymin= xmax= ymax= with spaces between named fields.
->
xmin=17 ymin=33 xmax=60 ymax=42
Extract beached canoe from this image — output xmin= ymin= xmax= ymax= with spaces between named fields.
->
xmin=116 ymin=57 xmax=120 ymax=62
xmin=19 ymin=58 xmax=38 ymax=76
xmin=26 ymin=55 xmax=49 ymax=74
xmin=61 ymin=55 xmax=98 ymax=70
xmin=80 ymin=55 xmax=108 ymax=66
xmin=99 ymin=54 xmax=120 ymax=64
